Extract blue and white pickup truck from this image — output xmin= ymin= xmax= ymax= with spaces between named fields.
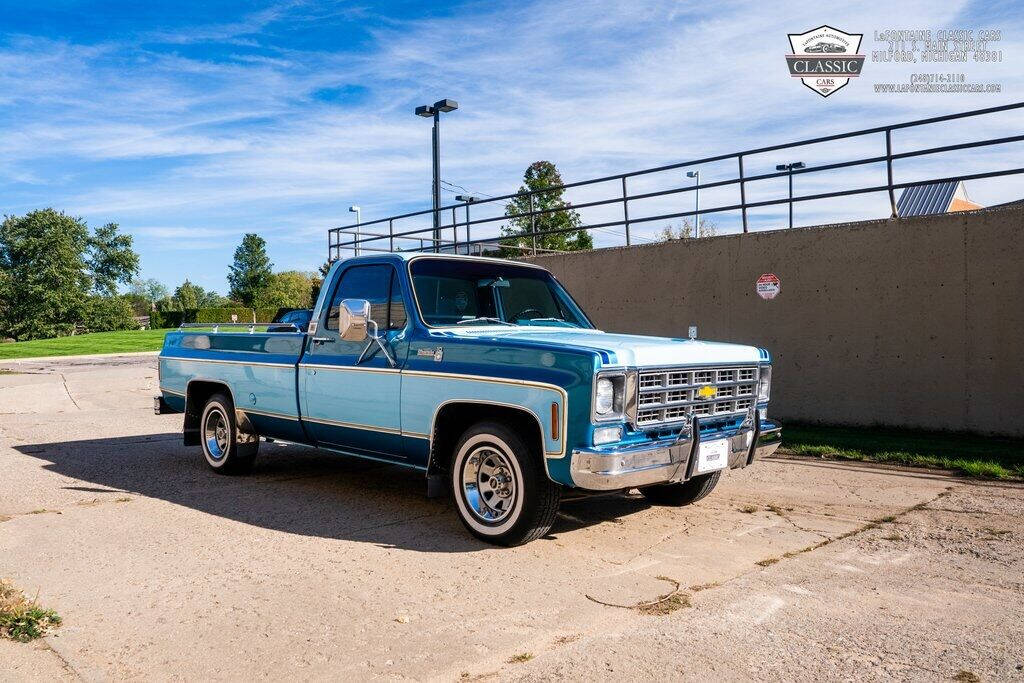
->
xmin=156 ymin=253 xmax=780 ymax=545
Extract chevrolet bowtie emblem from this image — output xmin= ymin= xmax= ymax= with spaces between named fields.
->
xmin=696 ymin=385 xmax=717 ymax=400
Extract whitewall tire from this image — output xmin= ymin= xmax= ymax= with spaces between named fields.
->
xmin=200 ymin=393 xmax=258 ymax=475
xmin=450 ymin=421 xmax=561 ymax=546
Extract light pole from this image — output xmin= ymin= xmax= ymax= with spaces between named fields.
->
xmin=455 ymin=195 xmax=477 ymax=255
xmin=686 ymin=170 xmax=700 ymax=235
xmin=348 ymin=205 xmax=361 ymax=255
xmin=415 ymin=99 xmax=459 ymax=252
xmin=775 ymin=162 xmax=805 ymax=229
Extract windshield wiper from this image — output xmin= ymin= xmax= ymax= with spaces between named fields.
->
xmin=522 ymin=317 xmax=578 ymax=327
xmin=455 ymin=317 xmax=516 ymax=326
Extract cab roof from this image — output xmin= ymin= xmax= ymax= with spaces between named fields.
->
xmin=332 ymin=252 xmax=548 ymax=269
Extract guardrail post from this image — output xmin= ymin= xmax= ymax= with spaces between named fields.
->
xmin=388 ymin=219 xmax=394 ymax=253
xmin=451 ymin=207 xmax=458 ymax=252
xmin=621 ymin=176 xmax=631 ymax=246
xmin=529 ymin=192 xmax=537 ymax=256
xmin=885 ymin=129 xmax=897 ymax=218
xmin=738 ymin=154 xmax=748 ymax=233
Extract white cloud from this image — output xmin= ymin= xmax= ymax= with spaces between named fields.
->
xmin=1 ymin=0 xmax=1021 ymax=288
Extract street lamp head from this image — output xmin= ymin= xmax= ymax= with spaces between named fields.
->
xmin=415 ymin=105 xmax=435 ymax=117
xmin=776 ymin=164 xmax=787 ymax=171
xmin=792 ymin=162 xmax=806 ymax=169
xmin=349 ymin=206 xmax=360 ymax=212
xmin=433 ymin=99 xmax=458 ymax=112
xmin=686 ymin=171 xmax=699 ymax=178
xmin=455 ymin=195 xmax=477 ymax=203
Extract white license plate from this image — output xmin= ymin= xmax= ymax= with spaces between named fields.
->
xmin=696 ymin=439 xmax=729 ymax=473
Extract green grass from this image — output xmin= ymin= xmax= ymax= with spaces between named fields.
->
xmin=0 ymin=579 xmax=62 ymax=642
xmin=0 ymin=328 xmax=172 ymax=360
xmin=781 ymin=423 xmax=1024 ymax=480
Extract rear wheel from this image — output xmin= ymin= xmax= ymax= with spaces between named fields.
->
xmin=640 ymin=471 xmax=721 ymax=506
xmin=451 ymin=421 xmax=561 ymax=546
xmin=200 ymin=393 xmax=258 ymax=475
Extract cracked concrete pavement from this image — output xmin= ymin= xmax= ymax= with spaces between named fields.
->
xmin=1 ymin=355 xmax=1022 ymax=680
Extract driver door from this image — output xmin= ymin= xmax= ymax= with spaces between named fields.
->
xmin=299 ymin=263 xmax=409 ymax=459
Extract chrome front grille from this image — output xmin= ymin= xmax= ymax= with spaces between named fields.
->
xmin=634 ymin=365 xmax=759 ymax=427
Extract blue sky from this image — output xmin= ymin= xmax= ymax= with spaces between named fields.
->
xmin=1 ymin=0 xmax=1021 ymax=293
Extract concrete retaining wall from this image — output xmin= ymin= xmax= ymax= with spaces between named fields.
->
xmin=531 ymin=206 xmax=1024 ymax=437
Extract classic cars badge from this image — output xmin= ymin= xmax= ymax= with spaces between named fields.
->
xmin=786 ymin=25 xmax=865 ymax=97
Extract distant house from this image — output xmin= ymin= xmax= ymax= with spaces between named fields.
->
xmin=896 ymin=180 xmax=983 ymax=217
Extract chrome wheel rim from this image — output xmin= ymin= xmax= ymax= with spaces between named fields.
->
xmin=461 ymin=446 xmax=518 ymax=524
xmin=204 ymin=408 xmax=229 ymax=461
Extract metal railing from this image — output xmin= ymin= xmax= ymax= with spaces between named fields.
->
xmin=328 ymin=101 xmax=1024 ymax=261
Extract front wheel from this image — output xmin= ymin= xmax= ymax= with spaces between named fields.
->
xmin=640 ymin=471 xmax=721 ymax=506
xmin=200 ymin=393 xmax=258 ymax=475
xmin=451 ymin=421 xmax=561 ymax=546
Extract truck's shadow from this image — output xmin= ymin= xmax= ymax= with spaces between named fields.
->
xmin=14 ymin=434 xmax=649 ymax=551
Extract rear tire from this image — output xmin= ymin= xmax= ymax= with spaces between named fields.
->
xmin=640 ymin=471 xmax=721 ymax=506
xmin=450 ymin=421 xmax=561 ymax=546
xmin=199 ymin=393 xmax=258 ymax=475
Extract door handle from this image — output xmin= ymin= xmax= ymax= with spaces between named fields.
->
xmin=312 ymin=337 xmax=335 ymax=344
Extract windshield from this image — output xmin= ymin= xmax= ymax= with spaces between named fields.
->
xmin=409 ymin=258 xmax=593 ymax=328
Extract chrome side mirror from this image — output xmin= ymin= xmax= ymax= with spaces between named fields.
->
xmin=337 ymin=299 xmax=370 ymax=342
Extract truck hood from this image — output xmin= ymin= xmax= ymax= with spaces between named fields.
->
xmin=428 ymin=327 xmax=766 ymax=367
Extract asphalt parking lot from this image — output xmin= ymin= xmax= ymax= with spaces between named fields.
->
xmin=1 ymin=355 xmax=1022 ymax=681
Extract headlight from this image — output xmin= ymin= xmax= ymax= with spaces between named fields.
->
xmin=758 ymin=365 xmax=772 ymax=401
xmin=595 ymin=378 xmax=614 ymax=414
xmin=592 ymin=372 xmax=626 ymax=422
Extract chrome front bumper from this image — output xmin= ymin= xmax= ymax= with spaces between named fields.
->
xmin=570 ymin=417 xmax=782 ymax=491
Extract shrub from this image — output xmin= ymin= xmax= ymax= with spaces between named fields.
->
xmin=81 ymin=296 xmax=139 ymax=333
xmin=254 ymin=307 xmax=281 ymax=323
xmin=150 ymin=307 xmax=294 ymax=328
xmin=193 ymin=307 xmax=255 ymax=324
xmin=150 ymin=310 xmax=184 ymax=329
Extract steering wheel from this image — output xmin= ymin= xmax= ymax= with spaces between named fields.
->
xmin=510 ymin=307 xmax=544 ymax=322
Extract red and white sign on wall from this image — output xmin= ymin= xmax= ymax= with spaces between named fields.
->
xmin=756 ymin=273 xmax=780 ymax=300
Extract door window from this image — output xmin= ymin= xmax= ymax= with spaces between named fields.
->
xmin=388 ymin=269 xmax=407 ymax=330
xmin=325 ymin=264 xmax=406 ymax=332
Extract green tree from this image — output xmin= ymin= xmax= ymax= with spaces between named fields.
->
xmin=256 ymin=271 xmax=314 ymax=309
xmin=0 ymin=209 xmax=92 ymax=340
xmin=199 ymin=291 xmax=234 ymax=308
xmin=310 ymin=261 xmax=332 ymax=305
xmin=227 ymin=234 xmax=273 ymax=306
xmin=156 ymin=295 xmax=181 ymax=312
xmin=658 ymin=217 xmax=717 ymax=241
xmin=500 ymin=161 xmax=592 ymax=256
xmin=129 ymin=278 xmax=169 ymax=311
xmin=88 ymin=223 xmax=139 ymax=295
xmin=174 ymin=279 xmax=202 ymax=310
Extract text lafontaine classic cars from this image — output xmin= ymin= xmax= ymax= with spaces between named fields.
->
xmin=156 ymin=253 xmax=781 ymax=545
